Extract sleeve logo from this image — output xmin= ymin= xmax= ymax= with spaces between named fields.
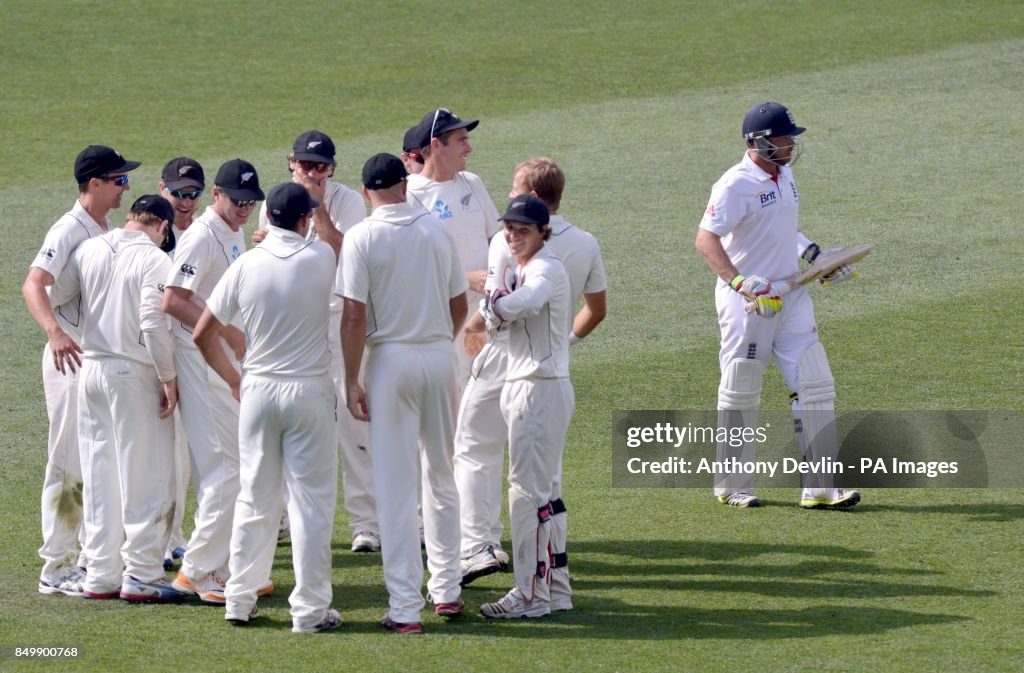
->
xmin=178 ymin=263 xmax=197 ymax=277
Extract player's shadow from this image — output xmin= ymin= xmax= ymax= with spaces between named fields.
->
xmin=455 ymin=538 xmax=986 ymax=640
xmin=857 ymin=502 xmax=1024 ymax=522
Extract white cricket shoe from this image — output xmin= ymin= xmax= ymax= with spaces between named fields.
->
xmin=493 ymin=545 xmax=510 ymax=569
xmin=351 ymin=531 xmax=381 ymax=553
xmin=226 ymin=605 xmax=260 ymax=625
xmin=800 ymin=489 xmax=861 ymax=510
xmin=293 ymin=608 xmax=342 ymax=633
xmin=460 ymin=545 xmax=502 ymax=586
xmin=480 ymin=587 xmax=550 ymax=619
xmin=38 ymin=566 xmax=86 ymax=597
xmin=717 ymin=491 xmax=760 ymax=507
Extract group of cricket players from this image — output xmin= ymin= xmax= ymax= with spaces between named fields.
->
xmin=23 ymin=100 xmax=859 ymax=635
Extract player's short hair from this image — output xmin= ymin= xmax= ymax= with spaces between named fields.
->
xmin=129 ymin=211 xmax=166 ymax=228
xmin=514 ymin=157 xmax=564 ymax=212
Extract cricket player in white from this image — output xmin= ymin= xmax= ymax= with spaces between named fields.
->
xmin=456 ymin=159 xmax=607 ymax=613
xmin=406 ymin=108 xmax=501 ymax=390
xmin=23 ymin=144 xmax=139 ymax=596
xmin=195 ymin=182 xmax=342 ymax=632
xmin=253 ymin=130 xmax=379 ymax=553
xmin=54 ymin=195 xmax=184 ymax=602
xmin=695 ymin=101 xmax=860 ymax=510
xmin=164 ymin=159 xmax=267 ymax=603
xmin=341 ymin=153 xmax=468 ymax=634
xmin=473 ymin=194 xmax=574 ymax=620
xmin=158 ymin=156 xmax=206 ymax=567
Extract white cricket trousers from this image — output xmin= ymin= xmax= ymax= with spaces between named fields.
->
xmin=225 ymin=373 xmax=338 ymax=631
xmin=501 ymin=377 xmax=575 ymax=603
xmin=166 ymin=411 xmax=190 ymax=554
xmin=454 ymin=340 xmax=508 ymax=558
xmin=78 ymin=357 xmax=173 ymax=592
xmin=715 ymin=285 xmax=826 ymax=495
xmin=38 ymin=343 xmax=86 ymax=581
xmin=367 ymin=341 xmax=461 ymax=624
xmin=174 ymin=346 xmax=240 ymax=580
xmin=329 ymin=311 xmax=377 ymax=536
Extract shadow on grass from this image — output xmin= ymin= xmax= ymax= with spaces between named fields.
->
xmin=857 ymin=502 xmax=1024 ymax=522
xmin=252 ymin=538 xmax=985 ymax=637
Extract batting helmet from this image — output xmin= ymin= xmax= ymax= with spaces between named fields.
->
xmin=742 ymin=102 xmax=805 ymax=167
xmin=742 ymin=102 xmax=805 ymax=140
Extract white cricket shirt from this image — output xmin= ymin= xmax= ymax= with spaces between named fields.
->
xmin=406 ymin=171 xmax=501 ymax=280
xmin=492 ymin=245 xmax=571 ymax=381
xmin=259 ymin=180 xmax=366 ymax=312
xmin=33 ymin=200 xmax=110 ymax=342
xmin=340 ymin=202 xmax=468 ymax=345
xmin=699 ymin=152 xmax=801 ymax=284
xmin=165 ymin=206 xmax=246 ymax=350
xmin=206 ymin=225 xmax=335 ymax=378
xmin=59 ymin=230 xmax=176 ymax=381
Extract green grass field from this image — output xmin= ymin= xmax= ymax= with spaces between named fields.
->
xmin=2 ymin=2 xmax=1023 ymax=671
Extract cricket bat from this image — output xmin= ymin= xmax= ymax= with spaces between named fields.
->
xmin=744 ymin=243 xmax=872 ymax=314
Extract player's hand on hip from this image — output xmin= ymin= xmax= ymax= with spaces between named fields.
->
xmin=731 ymin=274 xmax=782 ymax=318
xmin=347 ymin=383 xmax=370 ymax=422
xmin=48 ymin=328 xmax=83 ymax=374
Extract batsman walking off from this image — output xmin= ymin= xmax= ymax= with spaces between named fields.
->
xmin=694 ymin=101 xmax=861 ymax=510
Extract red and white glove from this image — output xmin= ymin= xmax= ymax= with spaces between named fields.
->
xmin=730 ymin=274 xmax=782 ymax=318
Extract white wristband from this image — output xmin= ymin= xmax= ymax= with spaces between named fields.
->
xmin=569 ymin=333 xmax=583 ymax=346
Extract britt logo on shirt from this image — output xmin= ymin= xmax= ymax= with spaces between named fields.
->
xmin=433 ymin=200 xmax=453 ymax=221
xmin=178 ymin=263 xmax=197 ymax=277
xmin=757 ymin=190 xmax=777 ymax=208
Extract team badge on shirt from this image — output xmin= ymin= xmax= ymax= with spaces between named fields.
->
xmin=178 ymin=263 xmax=197 ymax=277
xmin=433 ymin=200 xmax=453 ymax=221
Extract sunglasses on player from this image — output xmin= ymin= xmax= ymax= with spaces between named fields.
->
xmin=229 ymin=197 xmax=258 ymax=208
xmin=101 ymin=174 xmax=130 ymax=186
xmin=168 ymin=188 xmax=203 ymax=200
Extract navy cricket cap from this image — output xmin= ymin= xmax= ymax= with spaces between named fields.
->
xmin=501 ymin=194 xmax=549 ymax=226
xmin=161 ymin=157 xmax=205 ymax=190
xmin=266 ymin=182 xmax=320 ymax=229
xmin=215 ymin=159 xmax=265 ymax=201
xmin=292 ymin=130 xmax=336 ymax=164
xmin=417 ymin=107 xmax=479 ymax=148
xmin=403 ymin=124 xmax=424 ymax=153
xmin=74 ymin=145 xmax=141 ymax=183
xmin=130 ymin=194 xmax=175 ymax=225
xmin=362 ymin=153 xmax=408 ymax=190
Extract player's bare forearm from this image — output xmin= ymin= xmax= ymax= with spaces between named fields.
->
xmin=162 ymin=286 xmax=204 ymax=329
xmin=22 ymin=269 xmax=61 ymax=335
xmin=466 ymin=270 xmax=487 ymax=294
xmin=449 ymin=293 xmax=468 ymax=340
xmin=695 ymin=228 xmax=740 ymax=283
xmin=572 ymin=290 xmax=607 ymax=339
xmin=193 ymin=309 xmax=241 ymax=392
xmin=23 ymin=269 xmax=82 ymax=373
xmin=464 ymin=309 xmax=486 ymax=334
xmin=313 ymin=207 xmax=342 ymax=261
xmin=220 ymin=324 xmax=247 ymax=362
xmin=341 ymin=299 xmax=367 ymax=389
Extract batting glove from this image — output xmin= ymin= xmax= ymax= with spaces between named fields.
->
xmin=816 ymin=247 xmax=858 ymax=286
xmin=730 ymin=274 xmax=782 ymax=318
